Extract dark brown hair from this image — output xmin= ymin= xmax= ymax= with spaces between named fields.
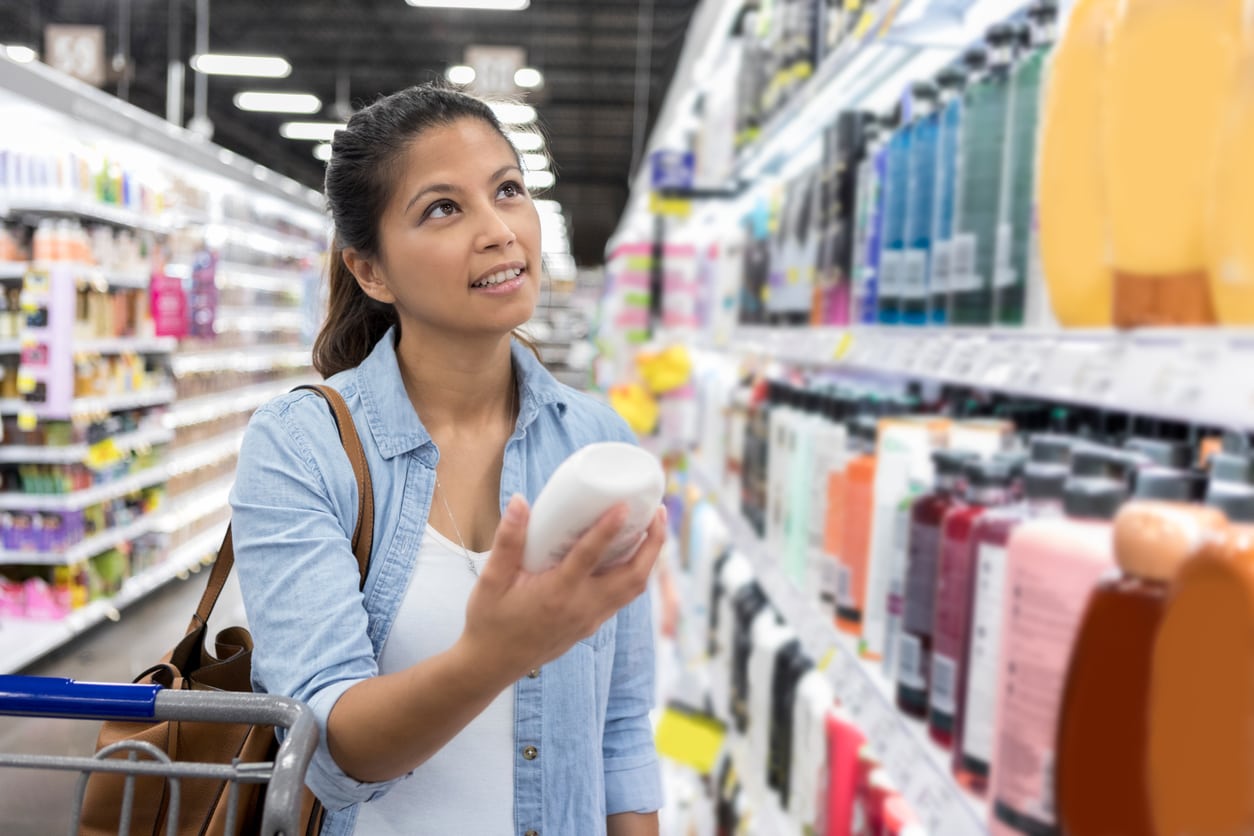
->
xmin=313 ymin=84 xmax=538 ymax=378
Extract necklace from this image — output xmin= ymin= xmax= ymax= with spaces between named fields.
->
xmin=433 ymin=372 xmax=518 ymax=577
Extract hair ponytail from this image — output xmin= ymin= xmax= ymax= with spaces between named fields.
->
xmin=312 ymin=244 xmax=399 ymax=377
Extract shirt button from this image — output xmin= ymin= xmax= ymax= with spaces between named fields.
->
xmin=522 ymin=745 xmax=538 ymax=761
xmin=528 ymin=668 xmax=540 ymax=679
xmin=525 ymin=831 xmax=539 ymax=836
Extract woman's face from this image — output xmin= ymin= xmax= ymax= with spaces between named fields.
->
xmin=354 ymin=117 xmax=542 ymax=338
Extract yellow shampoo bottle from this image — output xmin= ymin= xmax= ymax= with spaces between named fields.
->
xmin=1206 ymin=4 xmax=1254 ymax=323
xmin=1037 ymin=0 xmax=1120 ymax=327
xmin=1102 ymin=0 xmax=1244 ymax=327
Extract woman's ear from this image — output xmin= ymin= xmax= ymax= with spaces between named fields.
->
xmin=342 ymin=248 xmax=396 ymax=305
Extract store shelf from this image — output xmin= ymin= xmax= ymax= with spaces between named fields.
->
xmin=75 ymin=336 xmax=178 ymax=355
xmin=213 ymin=308 xmax=306 ymax=335
xmin=215 ymin=261 xmax=308 ymax=295
xmin=0 ymin=424 xmax=173 ymax=464
xmin=0 ymin=513 xmax=161 ymax=566
xmin=712 ymin=325 xmax=1254 ymax=431
xmin=0 ymin=521 xmax=225 ymax=674
xmin=0 ymin=198 xmax=172 ymax=234
xmin=690 ymin=460 xmax=988 ymax=836
xmin=0 ymin=261 xmax=25 ymax=280
xmin=171 ymin=346 xmax=311 ymax=376
xmin=60 ymin=386 xmax=178 ymax=417
xmin=208 ymin=221 xmax=321 ymax=260
xmin=165 ymin=430 xmax=245 ymax=476
xmin=0 ymin=338 xmax=19 ymax=354
xmin=164 ymin=375 xmax=320 ymax=428
xmin=157 ymin=475 xmax=234 ymax=534
xmin=725 ymin=732 xmax=795 ymax=836
xmin=0 ymin=463 xmax=169 ymax=512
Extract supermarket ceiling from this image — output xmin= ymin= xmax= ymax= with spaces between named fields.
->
xmin=0 ymin=0 xmax=702 ymax=264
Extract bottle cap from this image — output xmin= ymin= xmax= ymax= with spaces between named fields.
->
xmin=1210 ymin=452 xmax=1254 ymax=486
xmin=1025 ymin=463 xmax=1068 ymax=502
xmin=962 ymin=47 xmax=989 ymax=72
xmin=1125 ymin=437 xmax=1192 ymax=469
xmin=936 ymin=66 xmax=967 ymax=91
xmin=1113 ymin=501 xmax=1228 ymax=580
xmin=985 ymin=22 xmax=1017 ymax=46
xmin=1029 ymin=434 xmax=1073 ymax=465
xmin=933 ymin=449 xmax=978 ymax=477
xmin=963 ymin=457 xmax=1017 ymax=489
xmin=1063 ymin=476 xmax=1128 ymax=520
xmin=1133 ymin=467 xmax=1207 ymax=502
xmin=992 ymin=450 xmax=1029 ymax=477
xmin=1070 ymin=444 xmax=1136 ymax=480
xmin=1206 ymin=482 xmax=1254 ymax=524
xmin=1029 ymin=0 xmax=1059 ymax=21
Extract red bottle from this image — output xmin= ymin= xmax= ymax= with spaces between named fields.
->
xmin=953 ymin=460 xmax=1068 ymax=793
xmin=896 ymin=449 xmax=975 ymax=719
xmin=928 ymin=457 xmax=1015 ymax=748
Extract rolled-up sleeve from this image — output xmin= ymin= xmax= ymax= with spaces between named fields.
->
xmin=603 ymin=590 xmax=663 ymax=815
xmin=229 ymin=401 xmax=402 ymax=810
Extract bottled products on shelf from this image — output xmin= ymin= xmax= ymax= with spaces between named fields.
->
xmin=900 ymin=84 xmax=939 ymax=326
xmin=928 ymin=67 xmax=967 ymax=325
xmin=876 ymin=106 xmax=909 ymax=326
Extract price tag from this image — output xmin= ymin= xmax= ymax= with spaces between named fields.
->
xmin=16 ymin=372 xmax=37 ymax=394
xmin=833 ymin=332 xmax=855 ymax=361
xmin=16 ymin=410 xmax=37 ymax=432
xmin=981 ymin=340 xmax=1022 ymax=386
xmin=86 ymin=438 xmax=123 ymax=471
xmin=942 ymin=338 xmax=981 ymax=380
xmin=817 ymin=646 xmax=838 ymax=672
xmin=1071 ymin=345 xmax=1120 ymax=401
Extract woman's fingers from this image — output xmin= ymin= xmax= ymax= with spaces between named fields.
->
xmin=556 ymin=502 xmax=630 ymax=580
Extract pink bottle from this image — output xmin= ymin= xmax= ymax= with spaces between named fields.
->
xmin=954 ymin=461 xmax=1067 ymax=794
xmin=988 ymin=475 xmax=1126 ymax=836
xmin=825 ymin=708 xmax=869 ymax=836
xmin=928 ymin=457 xmax=1016 ymax=750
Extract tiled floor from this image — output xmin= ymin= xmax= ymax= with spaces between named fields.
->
xmin=0 ymin=568 xmax=247 ymax=834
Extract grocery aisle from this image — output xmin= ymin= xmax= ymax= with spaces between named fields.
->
xmin=0 ymin=570 xmax=246 ymax=832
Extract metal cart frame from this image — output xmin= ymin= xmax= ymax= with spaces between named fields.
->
xmin=0 ymin=675 xmax=318 ymax=836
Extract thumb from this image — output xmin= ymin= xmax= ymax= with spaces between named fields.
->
xmin=485 ymin=493 xmax=529 ymax=580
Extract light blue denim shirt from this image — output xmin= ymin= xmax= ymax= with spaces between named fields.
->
xmin=229 ymin=327 xmax=662 ymax=836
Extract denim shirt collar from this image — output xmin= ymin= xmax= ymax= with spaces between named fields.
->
xmin=353 ymin=326 xmax=568 ymax=460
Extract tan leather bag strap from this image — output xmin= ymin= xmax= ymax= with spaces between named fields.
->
xmin=188 ymin=385 xmax=374 ymax=633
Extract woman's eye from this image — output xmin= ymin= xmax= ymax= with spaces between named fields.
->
xmin=498 ymin=181 xmax=524 ymax=199
xmin=427 ymin=200 xmax=458 ymax=219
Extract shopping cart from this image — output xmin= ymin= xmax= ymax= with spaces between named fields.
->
xmin=0 ymin=674 xmax=318 ymax=836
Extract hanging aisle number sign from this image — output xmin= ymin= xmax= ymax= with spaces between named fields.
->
xmin=465 ymin=46 xmax=527 ymax=97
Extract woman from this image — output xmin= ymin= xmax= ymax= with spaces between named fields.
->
xmin=229 ymin=84 xmax=665 ymax=836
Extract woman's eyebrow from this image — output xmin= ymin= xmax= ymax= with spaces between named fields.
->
xmin=404 ymin=165 xmax=522 ymax=215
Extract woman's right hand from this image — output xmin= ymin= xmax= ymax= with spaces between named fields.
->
xmin=459 ymin=493 xmax=666 ymax=681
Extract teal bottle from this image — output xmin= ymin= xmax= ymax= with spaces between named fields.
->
xmin=901 ymin=82 xmax=939 ymax=326
xmin=993 ymin=1 xmax=1060 ymax=326
xmin=951 ymin=27 xmax=1017 ymax=325
xmin=877 ymin=107 xmax=909 ymax=325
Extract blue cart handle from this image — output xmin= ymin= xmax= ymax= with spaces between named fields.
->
xmin=0 ymin=675 xmax=161 ymax=720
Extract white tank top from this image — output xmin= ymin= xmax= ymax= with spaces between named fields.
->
xmin=352 ymin=526 xmax=515 ymax=835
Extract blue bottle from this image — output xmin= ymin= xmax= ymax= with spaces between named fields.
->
xmin=928 ymin=65 xmax=971 ymax=324
xmin=877 ymin=107 xmax=909 ymax=326
xmin=900 ymin=82 xmax=940 ymax=326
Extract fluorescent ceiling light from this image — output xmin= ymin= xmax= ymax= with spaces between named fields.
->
xmin=445 ymin=64 xmax=476 ymax=85
xmin=514 ymin=67 xmax=543 ymax=89
xmin=490 ymin=102 xmax=537 ymax=125
xmin=234 ymin=91 xmax=322 ymax=114
xmin=3 ymin=45 xmax=36 ymax=63
xmin=524 ymin=170 xmax=555 ymax=190
xmin=508 ymin=131 xmax=544 ymax=152
xmin=280 ymin=121 xmax=346 ymax=141
xmin=522 ymin=153 xmax=549 ymax=171
xmin=314 ymin=143 xmax=333 ymax=161
xmin=406 ymin=0 xmax=530 ymax=8
xmin=190 ymin=53 xmax=291 ymax=78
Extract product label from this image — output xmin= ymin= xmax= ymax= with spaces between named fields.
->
xmin=820 ymin=554 xmax=840 ymax=607
xmin=903 ymin=522 xmax=942 ymax=634
xmin=951 ymin=233 xmax=979 ymax=292
xmin=901 ymin=249 xmax=928 ymax=298
xmin=836 ymin=563 xmax=855 ymax=610
xmin=930 ymin=653 xmax=958 ymax=716
xmin=897 ymin=633 xmax=925 ymax=689
xmin=879 ymin=250 xmax=902 ymax=296
xmin=881 ymin=499 xmax=914 ymax=677
xmin=961 ymin=544 xmax=1008 ymax=766
xmin=994 ymin=222 xmax=1016 ymax=288
xmin=931 ymin=240 xmax=952 ymax=294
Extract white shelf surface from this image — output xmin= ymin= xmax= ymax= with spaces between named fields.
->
xmin=74 ymin=336 xmax=177 ymax=355
xmin=164 ymin=430 xmax=244 ymax=476
xmin=0 ymin=463 xmax=169 ymax=512
xmin=215 ymin=261 xmax=309 ymax=295
xmin=171 ymin=346 xmax=311 ymax=376
xmin=712 ymin=325 xmax=1254 ymax=431
xmin=0 ymin=198 xmax=172 ymax=234
xmin=158 ymin=475 xmax=234 ymax=534
xmin=0 ymin=261 xmax=26 ymax=280
xmin=0 ymin=521 xmax=226 ymax=674
xmin=2 ymin=385 xmax=180 ymax=418
xmin=213 ymin=309 xmax=306 ymax=335
xmin=691 ymin=461 xmax=988 ymax=836
xmin=0 ymin=424 xmax=173 ymax=464
xmin=164 ymin=375 xmax=320 ymax=428
xmin=0 ymin=513 xmax=161 ymax=566
xmin=0 ymin=338 xmax=19 ymax=354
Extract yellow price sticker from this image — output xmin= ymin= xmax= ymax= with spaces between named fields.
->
xmin=16 ymin=410 xmax=37 ymax=432
xmin=853 ymin=8 xmax=877 ymax=39
xmin=844 ymin=0 xmax=861 ymax=10
xmin=817 ymin=646 xmax=838 ymax=672
xmin=787 ymin=268 xmax=800 ymax=285
xmin=833 ymin=332 xmax=855 ymax=360
xmin=86 ymin=438 xmax=124 ymax=471
xmin=761 ymin=285 xmax=772 ymax=303
xmin=649 ymin=193 xmax=692 ymax=218
xmin=654 ymin=705 xmax=726 ymax=776
xmin=16 ymin=373 xmax=37 ymax=395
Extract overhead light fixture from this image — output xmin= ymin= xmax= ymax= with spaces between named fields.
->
xmin=522 ymin=153 xmax=549 ymax=172
xmin=190 ymin=53 xmax=292 ymax=78
xmin=3 ymin=45 xmax=36 ymax=63
xmin=524 ymin=170 xmax=554 ymax=190
xmin=406 ymin=0 xmax=530 ymax=9
xmin=280 ymin=121 xmax=347 ymax=141
xmin=514 ymin=67 xmax=543 ymax=89
xmin=490 ymin=102 xmax=537 ymax=126
xmin=234 ymin=91 xmax=322 ymax=114
xmin=508 ymin=131 xmax=544 ymax=152
xmin=314 ymin=143 xmax=333 ymax=161
xmin=445 ymin=64 xmax=476 ymax=85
